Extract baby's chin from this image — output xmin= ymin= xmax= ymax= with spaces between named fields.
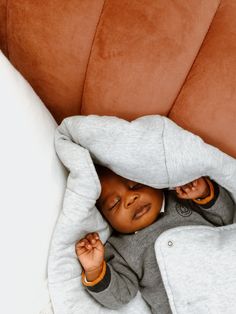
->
xmin=134 ymin=208 xmax=161 ymax=231
xmin=117 ymin=211 xmax=160 ymax=234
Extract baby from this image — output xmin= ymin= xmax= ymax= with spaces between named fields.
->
xmin=76 ymin=166 xmax=234 ymax=313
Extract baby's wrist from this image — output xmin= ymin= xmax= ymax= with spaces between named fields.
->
xmin=84 ymin=262 xmax=104 ymax=282
xmin=198 ymin=182 xmax=210 ymax=199
xmin=193 ymin=178 xmax=214 ymax=204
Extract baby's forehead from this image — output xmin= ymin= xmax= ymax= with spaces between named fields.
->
xmin=96 ymin=165 xmax=125 ymax=182
xmin=100 ymin=170 xmax=127 ymax=186
xmin=96 ymin=169 xmax=124 ymax=206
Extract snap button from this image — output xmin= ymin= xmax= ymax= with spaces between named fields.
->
xmin=168 ymin=241 xmax=173 ymax=247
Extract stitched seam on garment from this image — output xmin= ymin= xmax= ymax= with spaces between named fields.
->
xmin=167 ymin=0 xmax=222 ymax=117
xmin=80 ymin=0 xmax=107 ymax=114
xmin=162 ymin=118 xmax=170 ymax=186
xmin=158 ymin=241 xmax=178 ymax=314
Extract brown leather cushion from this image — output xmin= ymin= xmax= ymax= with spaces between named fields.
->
xmin=169 ymin=0 xmax=236 ymax=158
xmin=0 ymin=0 xmax=235 ymax=157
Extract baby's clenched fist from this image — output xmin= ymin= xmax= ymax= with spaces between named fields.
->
xmin=76 ymin=232 xmax=105 ymax=282
xmin=175 ymin=177 xmax=210 ymax=200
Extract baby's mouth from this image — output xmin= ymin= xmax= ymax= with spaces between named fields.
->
xmin=133 ymin=203 xmax=151 ymax=220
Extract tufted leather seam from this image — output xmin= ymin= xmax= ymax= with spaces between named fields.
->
xmin=80 ymin=0 xmax=107 ymax=114
xmin=167 ymin=0 xmax=222 ymax=117
xmin=5 ymin=0 xmax=9 ymax=57
xmin=0 ymin=0 xmax=9 ymax=56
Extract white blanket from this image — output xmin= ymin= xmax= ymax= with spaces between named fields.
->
xmin=48 ymin=115 xmax=236 ymax=314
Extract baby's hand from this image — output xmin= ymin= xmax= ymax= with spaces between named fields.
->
xmin=175 ymin=177 xmax=210 ymax=200
xmin=75 ymin=233 xmax=105 ymax=281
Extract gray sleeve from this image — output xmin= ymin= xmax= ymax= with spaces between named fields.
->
xmin=85 ymin=242 xmax=139 ymax=310
xmin=192 ymin=181 xmax=235 ymax=226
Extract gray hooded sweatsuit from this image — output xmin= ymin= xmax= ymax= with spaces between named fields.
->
xmin=84 ymin=182 xmax=235 ymax=313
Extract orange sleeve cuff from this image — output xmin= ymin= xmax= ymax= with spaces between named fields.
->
xmin=81 ymin=261 xmax=107 ymax=287
xmin=193 ymin=178 xmax=214 ymax=205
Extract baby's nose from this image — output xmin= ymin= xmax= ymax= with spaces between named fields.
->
xmin=125 ymin=194 xmax=139 ymax=208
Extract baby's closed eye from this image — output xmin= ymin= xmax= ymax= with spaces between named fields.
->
xmin=108 ymin=196 xmax=121 ymax=211
xmin=130 ymin=183 xmax=143 ymax=190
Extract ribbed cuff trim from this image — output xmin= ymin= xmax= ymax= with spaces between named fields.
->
xmin=193 ymin=178 xmax=214 ymax=205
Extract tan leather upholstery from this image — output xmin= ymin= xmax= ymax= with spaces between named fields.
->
xmin=0 ymin=0 xmax=235 ymax=157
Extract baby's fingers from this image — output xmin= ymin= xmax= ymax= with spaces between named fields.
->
xmin=176 ymin=186 xmax=186 ymax=195
xmin=184 ymin=182 xmax=196 ymax=192
xmin=76 ymin=239 xmax=92 ymax=253
xmin=86 ymin=232 xmax=100 ymax=245
xmin=176 ymin=186 xmax=189 ymax=199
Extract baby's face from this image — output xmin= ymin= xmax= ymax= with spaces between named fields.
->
xmin=97 ymin=169 xmax=163 ymax=233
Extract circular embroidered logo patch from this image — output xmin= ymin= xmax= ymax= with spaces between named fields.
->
xmin=175 ymin=203 xmax=192 ymax=217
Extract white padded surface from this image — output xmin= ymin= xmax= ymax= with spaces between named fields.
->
xmin=0 ymin=51 xmax=66 ymax=314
